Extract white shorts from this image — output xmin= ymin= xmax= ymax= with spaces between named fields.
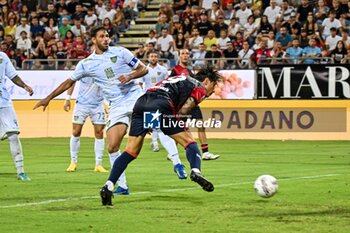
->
xmin=72 ymin=103 xmax=106 ymax=125
xmin=106 ymin=88 xmax=142 ymax=131
xmin=0 ymin=106 xmax=20 ymax=140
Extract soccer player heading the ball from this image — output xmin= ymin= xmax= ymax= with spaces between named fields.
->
xmin=100 ymin=65 xmax=223 ymax=206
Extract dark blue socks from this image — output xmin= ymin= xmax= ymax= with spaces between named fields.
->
xmin=108 ymin=151 xmax=135 ymax=184
xmin=186 ymin=142 xmax=201 ymax=171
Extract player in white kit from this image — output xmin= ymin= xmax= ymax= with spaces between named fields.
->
xmin=34 ymin=26 xmax=148 ymax=194
xmin=139 ymin=52 xmax=187 ymax=179
xmin=0 ymin=52 xmax=33 ymax=180
xmin=63 ymin=77 xmax=108 ymax=173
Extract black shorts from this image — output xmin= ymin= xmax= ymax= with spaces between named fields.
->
xmin=129 ymin=92 xmax=186 ymax=137
xmin=189 ymin=105 xmax=203 ymax=119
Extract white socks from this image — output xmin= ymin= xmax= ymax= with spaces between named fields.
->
xmin=158 ymin=131 xmax=181 ymax=166
xmin=106 ymin=180 xmax=114 ymax=191
xmin=70 ymin=135 xmax=80 ymax=163
xmin=151 ymin=130 xmax=159 ymax=144
xmin=71 ymin=136 xmax=105 ymax=166
xmin=94 ymin=138 xmax=104 ymax=166
xmin=109 ymin=150 xmax=128 ymax=189
xmin=8 ymin=134 xmax=24 ymax=174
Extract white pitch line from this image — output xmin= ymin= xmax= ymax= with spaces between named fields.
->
xmin=0 ymin=173 xmax=342 ymax=209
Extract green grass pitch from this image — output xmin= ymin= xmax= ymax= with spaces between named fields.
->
xmin=0 ymin=138 xmax=349 ymax=233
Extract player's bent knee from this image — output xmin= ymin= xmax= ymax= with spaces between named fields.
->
xmin=94 ymin=131 xmax=103 ymax=139
xmin=170 ymin=132 xmax=195 ymax=148
xmin=72 ymin=126 xmax=83 ymax=137
xmin=108 ymin=145 xmax=120 ymax=154
xmin=72 ymin=132 xmax=81 ymax=137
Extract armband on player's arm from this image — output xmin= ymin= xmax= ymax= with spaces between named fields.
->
xmin=179 ymin=97 xmax=196 ymax=115
xmin=129 ymin=62 xmax=148 ymax=79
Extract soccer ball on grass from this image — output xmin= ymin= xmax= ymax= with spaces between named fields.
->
xmin=254 ymin=175 xmax=278 ymax=198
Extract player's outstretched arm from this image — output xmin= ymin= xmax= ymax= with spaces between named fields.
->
xmin=118 ymin=62 xmax=148 ymax=84
xmin=33 ymin=78 xmax=75 ymax=111
xmin=11 ymin=76 xmax=33 ymax=96
xmin=64 ymin=82 xmax=76 ymax=112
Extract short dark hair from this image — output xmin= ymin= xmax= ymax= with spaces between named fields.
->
xmin=91 ymin=25 xmax=107 ymax=38
xmin=195 ymin=65 xmax=223 ymax=84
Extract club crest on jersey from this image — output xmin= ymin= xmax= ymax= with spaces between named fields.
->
xmin=104 ymin=67 xmax=115 ymax=79
xmin=0 ymin=59 xmax=3 ymax=64
xmin=110 ymin=56 xmax=117 ymax=63
xmin=157 ymin=72 xmax=161 ymax=76
xmin=74 ymin=116 xmax=79 ymax=121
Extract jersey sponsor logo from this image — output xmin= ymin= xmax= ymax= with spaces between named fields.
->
xmin=104 ymin=67 xmax=115 ymax=79
xmin=143 ymin=110 xmax=161 ymax=129
xmin=128 ymin=57 xmax=138 ymax=67
xmin=110 ymin=56 xmax=117 ymax=63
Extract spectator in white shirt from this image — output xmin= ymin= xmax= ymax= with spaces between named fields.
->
xmin=145 ymin=30 xmax=158 ymax=44
xmin=16 ymin=31 xmax=32 ymax=51
xmin=15 ymin=17 xmax=31 ymax=40
xmin=84 ymin=8 xmax=98 ymax=29
xmin=325 ymin=27 xmax=342 ymax=52
xmin=238 ymin=40 xmax=254 ymax=68
xmin=218 ymin=29 xmax=231 ymax=50
xmin=228 ymin=17 xmax=241 ymax=38
xmin=192 ymin=43 xmax=207 ymax=68
xmin=156 ymin=28 xmax=175 ymax=59
xmin=235 ymin=1 xmax=252 ymax=26
xmin=71 ymin=18 xmax=86 ymax=38
xmin=189 ymin=28 xmax=204 ymax=54
xmin=264 ymin=0 xmax=281 ymax=26
xmin=322 ymin=10 xmax=341 ymax=39
xmin=98 ymin=2 xmax=116 ymax=22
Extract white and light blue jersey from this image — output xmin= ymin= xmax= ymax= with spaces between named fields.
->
xmin=0 ymin=52 xmax=18 ymax=108
xmin=71 ymin=46 xmax=141 ymax=103
xmin=76 ymin=76 xmax=104 ymax=107
xmin=141 ymin=64 xmax=168 ymax=91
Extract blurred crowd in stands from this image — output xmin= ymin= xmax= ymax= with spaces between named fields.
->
xmin=1 ymin=0 xmax=350 ymax=70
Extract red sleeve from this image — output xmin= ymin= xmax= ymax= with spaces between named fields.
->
xmin=190 ymin=87 xmax=207 ymax=104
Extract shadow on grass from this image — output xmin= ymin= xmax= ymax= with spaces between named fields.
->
xmin=240 ymin=208 xmax=350 ymax=218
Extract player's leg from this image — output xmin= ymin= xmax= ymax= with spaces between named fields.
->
xmin=192 ymin=106 xmax=220 ymax=160
xmin=157 ymin=130 xmax=187 ymax=179
xmin=150 ymin=130 xmax=160 ymax=152
xmin=67 ymin=104 xmax=88 ymax=172
xmin=168 ymin=130 xmax=214 ymax=192
xmin=106 ymin=123 xmax=129 ymax=194
xmin=100 ymin=134 xmax=144 ymax=205
xmin=100 ymin=93 xmax=152 ymax=205
xmin=0 ymin=106 xmax=30 ymax=180
xmin=197 ymin=127 xmax=219 ymax=160
xmin=67 ymin=124 xmax=83 ymax=172
xmin=7 ymin=133 xmax=30 ymax=180
xmin=91 ymin=105 xmax=108 ymax=172
xmin=93 ymin=124 xmax=107 ymax=172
